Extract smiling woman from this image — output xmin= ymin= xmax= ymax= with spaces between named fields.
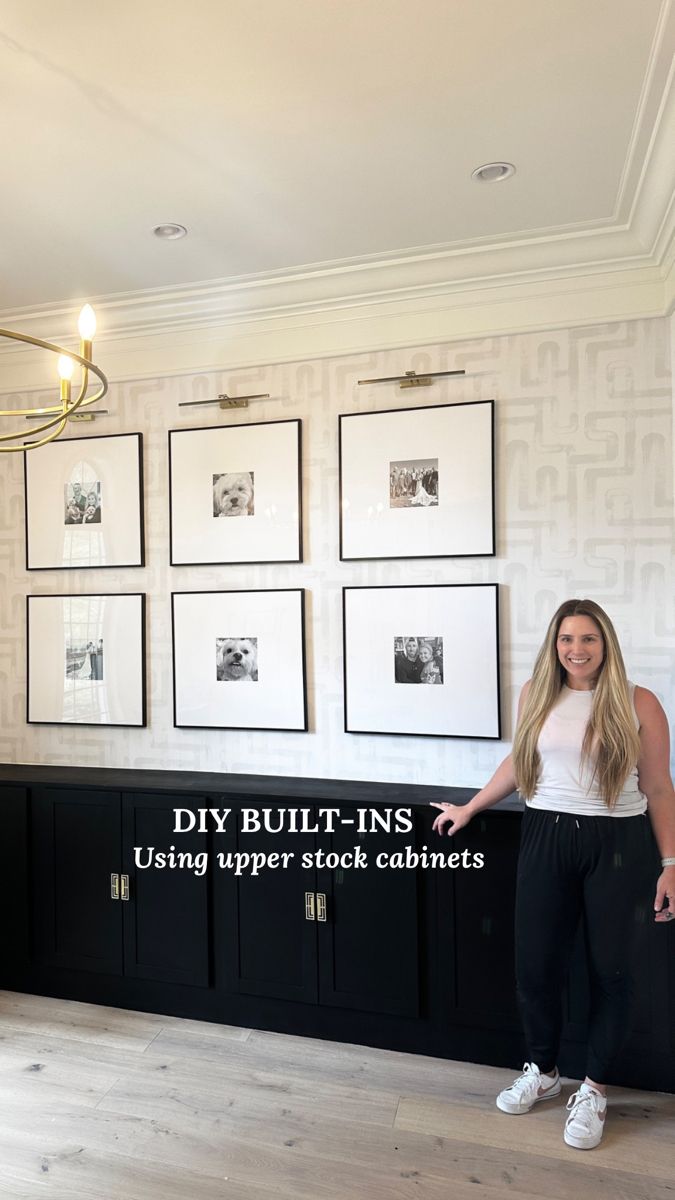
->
xmin=557 ymin=616 xmax=604 ymax=686
xmin=432 ymin=597 xmax=675 ymax=1151
xmin=514 ymin=600 xmax=642 ymax=811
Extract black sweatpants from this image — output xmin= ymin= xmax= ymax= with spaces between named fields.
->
xmin=515 ymin=806 xmax=653 ymax=1082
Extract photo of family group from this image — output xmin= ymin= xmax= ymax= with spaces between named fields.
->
xmin=216 ymin=637 xmax=259 ymax=682
xmin=389 ymin=458 xmax=439 ymax=509
xmin=394 ymin=636 xmax=443 ymax=684
xmin=63 ymin=481 xmax=102 ymax=525
xmin=213 ymin=471 xmax=255 ymax=518
xmin=65 ymin=638 xmax=104 ymax=681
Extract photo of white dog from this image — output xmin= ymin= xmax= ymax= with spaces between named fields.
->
xmin=213 ymin=471 xmax=255 ymax=517
xmin=216 ymin=637 xmax=258 ymax=682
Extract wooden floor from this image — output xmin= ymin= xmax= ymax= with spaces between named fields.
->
xmin=0 ymin=990 xmax=672 ymax=1199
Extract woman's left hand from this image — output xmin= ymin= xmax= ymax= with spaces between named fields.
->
xmin=654 ymin=866 xmax=675 ymax=922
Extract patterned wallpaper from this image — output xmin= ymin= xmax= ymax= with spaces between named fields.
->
xmin=0 ymin=316 xmax=672 ymax=785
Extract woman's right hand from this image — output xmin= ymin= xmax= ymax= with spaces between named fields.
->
xmin=430 ymin=802 xmax=473 ymax=837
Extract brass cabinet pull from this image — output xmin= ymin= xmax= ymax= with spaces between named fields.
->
xmin=120 ymin=874 xmax=130 ymax=901
xmin=110 ymin=873 xmax=120 ymax=900
xmin=316 ymin=893 xmax=327 ymax=922
xmin=304 ymin=891 xmax=315 ymax=920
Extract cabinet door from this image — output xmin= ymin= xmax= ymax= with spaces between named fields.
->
xmin=32 ymin=788 xmax=123 ymax=975
xmin=0 ymin=786 xmax=29 ymax=973
xmin=214 ymin=807 xmax=318 ymax=1003
xmin=315 ymin=806 xmax=420 ymax=1017
xmin=122 ymin=793 xmax=210 ymax=987
xmin=443 ymin=813 xmax=521 ymax=1027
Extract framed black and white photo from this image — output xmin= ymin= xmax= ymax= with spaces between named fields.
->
xmin=27 ymin=593 xmax=146 ymax=727
xmin=169 ymin=419 xmax=302 ymax=566
xmin=172 ymin=588 xmax=307 ymax=731
xmin=339 ymin=400 xmax=494 ymax=560
xmin=343 ymin=583 xmax=500 ymax=738
xmin=24 ymin=432 xmax=144 ymax=570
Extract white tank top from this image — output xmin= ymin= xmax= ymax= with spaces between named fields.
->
xmin=527 ymin=682 xmax=646 ymax=817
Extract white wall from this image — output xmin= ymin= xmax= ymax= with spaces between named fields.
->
xmin=0 ymin=316 xmax=672 ymax=784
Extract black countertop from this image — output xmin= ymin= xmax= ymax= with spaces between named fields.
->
xmin=0 ymin=763 xmax=523 ymax=812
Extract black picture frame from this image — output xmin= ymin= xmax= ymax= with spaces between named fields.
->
xmin=172 ymin=587 xmax=308 ymax=732
xmin=343 ymin=583 xmax=501 ymax=738
xmin=24 ymin=432 xmax=145 ymax=570
xmin=27 ymin=592 xmax=147 ymax=727
xmin=339 ymin=399 xmax=495 ymax=561
xmin=168 ymin=418 xmax=303 ymax=566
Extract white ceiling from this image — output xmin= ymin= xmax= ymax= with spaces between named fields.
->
xmin=1 ymin=0 xmax=673 ymax=322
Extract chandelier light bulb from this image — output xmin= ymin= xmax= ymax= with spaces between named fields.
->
xmin=77 ymin=304 xmax=97 ymax=341
xmin=57 ymin=355 xmax=75 ymax=381
xmin=0 ymin=298 xmax=107 ymax=452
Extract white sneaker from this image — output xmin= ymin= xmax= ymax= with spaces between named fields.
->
xmin=496 ymin=1062 xmax=561 ymax=1114
xmin=564 ymin=1083 xmax=607 ymax=1149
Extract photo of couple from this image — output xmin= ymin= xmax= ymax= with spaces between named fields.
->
xmin=394 ymin=635 xmax=444 ymax=684
xmin=65 ymin=638 xmax=104 ymax=681
xmin=64 ymin=481 xmax=101 ymax=525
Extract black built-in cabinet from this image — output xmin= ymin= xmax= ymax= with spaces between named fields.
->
xmin=215 ymin=806 xmax=419 ymax=1016
xmin=32 ymin=789 xmax=210 ymax=986
xmin=1 ymin=767 xmax=673 ymax=1094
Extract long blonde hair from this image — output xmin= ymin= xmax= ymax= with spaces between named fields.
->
xmin=512 ymin=599 xmax=640 ymax=808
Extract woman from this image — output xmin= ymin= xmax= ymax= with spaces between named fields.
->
xmin=432 ymin=598 xmax=675 ymax=1150
xmin=419 ymin=640 xmax=442 ymax=684
xmin=410 ymin=480 xmax=434 ymax=507
xmin=82 ymin=490 xmax=101 ymax=523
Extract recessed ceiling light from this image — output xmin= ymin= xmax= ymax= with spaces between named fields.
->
xmin=471 ymin=162 xmax=516 ymax=183
xmin=153 ymin=223 xmax=188 ymax=240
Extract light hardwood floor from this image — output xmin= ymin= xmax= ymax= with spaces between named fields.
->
xmin=0 ymin=989 xmax=672 ymax=1199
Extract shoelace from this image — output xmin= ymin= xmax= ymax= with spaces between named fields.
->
xmin=566 ymin=1089 xmax=601 ymax=1129
xmin=508 ymin=1063 xmax=540 ymax=1093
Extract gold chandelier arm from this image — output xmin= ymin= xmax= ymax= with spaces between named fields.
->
xmin=0 ymin=381 xmax=106 ymax=419
xmin=0 ymin=367 xmax=89 ymax=421
xmin=66 ymin=367 xmax=90 ymax=414
xmin=0 ymin=327 xmax=96 ymax=366
xmin=0 ymin=414 xmax=69 ymax=452
xmin=0 ymin=415 xmax=69 ymax=448
xmin=0 ymin=409 xmax=71 ymax=445
xmin=0 ymin=370 xmax=105 ymax=445
xmin=0 ymin=321 xmax=108 ymax=451
xmin=0 ymin=368 xmax=108 ymax=418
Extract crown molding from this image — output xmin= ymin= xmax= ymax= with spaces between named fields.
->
xmin=614 ymin=0 xmax=674 ymax=224
xmin=0 ymin=225 xmax=662 ymax=345
xmin=0 ymin=261 xmax=668 ymax=397
xmin=629 ymin=49 xmax=675 ymax=246
xmin=664 ymin=244 xmax=675 ymax=316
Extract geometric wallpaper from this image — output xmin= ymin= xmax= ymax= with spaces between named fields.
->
xmin=0 ymin=315 xmax=672 ymax=784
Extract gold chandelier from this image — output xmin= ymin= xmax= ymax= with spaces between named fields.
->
xmin=0 ymin=304 xmax=108 ymax=452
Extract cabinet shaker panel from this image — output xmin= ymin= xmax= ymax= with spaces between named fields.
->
xmin=448 ymin=815 xmax=520 ymax=1026
xmin=216 ymin=815 xmax=318 ymax=1004
xmin=316 ymin=809 xmax=420 ymax=1017
xmin=122 ymin=794 xmax=210 ymax=987
xmin=0 ymin=786 xmax=29 ymax=971
xmin=32 ymin=788 xmax=124 ymax=975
